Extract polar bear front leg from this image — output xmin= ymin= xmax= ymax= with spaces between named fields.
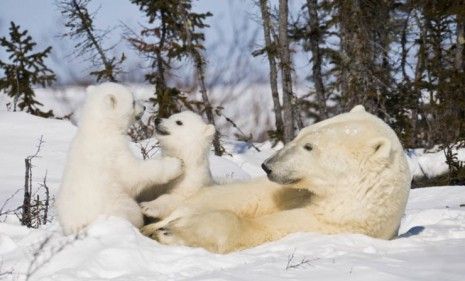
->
xmin=142 ymin=210 xmax=252 ymax=253
xmin=140 ymin=193 xmax=183 ymax=219
xmin=125 ymin=157 xmax=183 ymax=195
xmin=143 ymin=208 xmax=325 ymax=253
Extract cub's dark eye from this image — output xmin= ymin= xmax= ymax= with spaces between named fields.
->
xmin=304 ymin=143 xmax=313 ymax=151
xmin=176 ymin=120 xmax=183 ymax=126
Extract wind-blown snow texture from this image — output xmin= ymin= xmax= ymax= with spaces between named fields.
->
xmin=0 ymin=111 xmax=464 ymax=281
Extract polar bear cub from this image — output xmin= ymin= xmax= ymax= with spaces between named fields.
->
xmin=140 ymin=111 xmax=215 ymax=219
xmin=56 ymin=82 xmax=183 ymax=235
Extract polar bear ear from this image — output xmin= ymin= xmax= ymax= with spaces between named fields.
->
xmin=105 ymin=94 xmax=117 ymax=110
xmin=204 ymin=124 xmax=216 ymax=137
xmin=350 ymin=105 xmax=366 ymax=113
xmin=86 ymin=85 xmax=96 ymax=94
xmin=369 ymin=137 xmax=392 ymax=160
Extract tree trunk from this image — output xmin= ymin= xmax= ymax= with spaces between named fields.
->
xmin=177 ymin=3 xmax=222 ymax=155
xmin=193 ymin=52 xmax=223 ymax=155
xmin=258 ymin=0 xmax=284 ymax=141
xmin=412 ymin=16 xmax=427 ymax=147
xmin=278 ymin=0 xmax=295 ymax=143
xmin=155 ymin=12 xmax=170 ymax=118
xmin=21 ymin=157 xmax=32 ymax=227
xmin=71 ymin=0 xmax=116 ymax=82
xmin=376 ymin=1 xmax=393 ymax=117
xmin=400 ymin=9 xmax=412 ymax=83
xmin=306 ymin=0 xmax=327 ymax=119
xmin=456 ymin=14 xmax=465 ymax=72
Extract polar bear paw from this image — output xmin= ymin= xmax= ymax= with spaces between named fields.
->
xmin=140 ymin=194 xmax=179 ymax=219
xmin=141 ymin=210 xmax=245 ymax=253
xmin=160 ymin=157 xmax=183 ymax=183
xmin=140 ymin=220 xmax=186 ymax=246
xmin=140 ymin=201 xmax=163 ymax=218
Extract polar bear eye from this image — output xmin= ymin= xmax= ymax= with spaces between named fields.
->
xmin=176 ymin=120 xmax=183 ymax=126
xmin=304 ymin=143 xmax=313 ymax=151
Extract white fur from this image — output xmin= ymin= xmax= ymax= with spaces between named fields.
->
xmin=140 ymin=111 xmax=215 ymax=219
xmin=141 ymin=105 xmax=411 ymax=253
xmin=56 ymin=82 xmax=182 ymax=235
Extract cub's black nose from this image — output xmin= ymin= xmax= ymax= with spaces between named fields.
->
xmin=261 ymin=163 xmax=272 ymax=175
xmin=154 ymin=117 xmax=162 ymax=125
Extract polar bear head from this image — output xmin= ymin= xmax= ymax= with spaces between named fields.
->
xmin=262 ymin=105 xmax=410 ymax=198
xmin=81 ymin=82 xmax=144 ymax=132
xmin=155 ymin=111 xmax=215 ymax=160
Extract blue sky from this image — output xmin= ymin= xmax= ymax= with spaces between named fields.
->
xmin=0 ymin=0 xmax=308 ymax=85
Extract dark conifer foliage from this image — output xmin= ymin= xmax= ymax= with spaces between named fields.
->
xmin=128 ymin=0 xmax=211 ymax=118
xmin=0 ymin=22 xmax=55 ymax=117
xmin=127 ymin=0 xmax=224 ymax=155
xmin=282 ymin=0 xmax=465 ymax=184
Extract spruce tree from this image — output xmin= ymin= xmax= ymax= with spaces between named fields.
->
xmin=128 ymin=0 xmax=224 ymax=154
xmin=128 ymin=0 xmax=211 ymax=118
xmin=58 ymin=0 xmax=124 ymax=82
xmin=0 ymin=22 xmax=55 ymax=117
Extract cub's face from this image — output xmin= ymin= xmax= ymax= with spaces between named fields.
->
xmin=155 ymin=111 xmax=215 ymax=157
xmin=262 ymin=119 xmax=394 ymax=194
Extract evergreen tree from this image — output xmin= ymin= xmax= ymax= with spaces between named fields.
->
xmin=175 ymin=1 xmax=223 ymax=155
xmin=58 ymin=0 xmax=125 ymax=82
xmin=128 ymin=0 xmax=211 ymax=118
xmin=128 ymin=0 xmax=224 ymax=154
xmin=0 ymin=22 xmax=55 ymax=117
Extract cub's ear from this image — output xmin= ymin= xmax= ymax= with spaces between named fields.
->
xmin=350 ymin=105 xmax=366 ymax=113
xmin=204 ymin=124 xmax=216 ymax=137
xmin=105 ymin=94 xmax=117 ymax=109
xmin=369 ymin=137 xmax=392 ymax=161
xmin=86 ymin=85 xmax=96 ymax=94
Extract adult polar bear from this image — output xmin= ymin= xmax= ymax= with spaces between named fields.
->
xmin=141 ymin=105 xmax=411 ymax=253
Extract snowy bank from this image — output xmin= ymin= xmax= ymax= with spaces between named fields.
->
xmin=0 ymin=111 xmax=464 ymax=281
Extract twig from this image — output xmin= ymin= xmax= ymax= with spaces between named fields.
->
xmin=25 ymin=233 xmax=83 ymax=281
xmin=219 ymin=112 xmax=261 ymax=152
xmin=0 ymin=189 xmax=21 ymax=218
xmin=40 ymin=171 xmax=50 ymax=224
xmin=22 ymin=136 xmax=45 ymax=227
xmin=285 ymin=250 xmax=319 ymax=270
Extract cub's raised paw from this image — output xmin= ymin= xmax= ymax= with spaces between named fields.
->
xmin=162 ymin=157 xmax=183 ymax=182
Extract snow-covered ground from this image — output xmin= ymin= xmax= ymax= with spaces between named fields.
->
xmin=0 ymin=110 xmax=465 ymax=280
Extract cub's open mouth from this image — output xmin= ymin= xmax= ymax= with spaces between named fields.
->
xmin=155 ymin=126 xmax=170 ymax=136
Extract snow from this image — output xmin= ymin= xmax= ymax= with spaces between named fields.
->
xmin=407 ymin=148 xmax=465 ymax=179
xmin=0 ymin=111 xmax=465 ymax=281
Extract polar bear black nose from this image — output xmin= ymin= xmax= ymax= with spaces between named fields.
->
xmin=261 ymin=163 xmax=272 ymax=175
xmin=155 ymin=117 xmax=162 ymax=125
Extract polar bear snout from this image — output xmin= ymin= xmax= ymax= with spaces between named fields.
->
xmin=262 ymin=157 xmax=285 ymax=183
xmin=261 ymin=162 xmax=272 ymax=175
xmin=155 ymin=124 xmax=170 ymax=137
xmin=262 ymin=148 xmax=304 ymax=185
